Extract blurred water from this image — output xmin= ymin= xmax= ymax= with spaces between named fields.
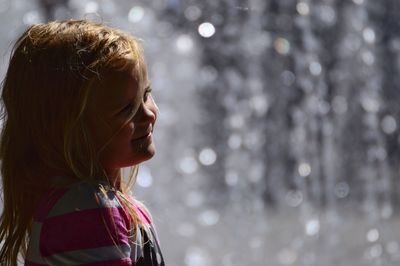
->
xmin=1 ymin=0 xmax=400 ymax=265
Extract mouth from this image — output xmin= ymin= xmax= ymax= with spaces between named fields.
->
xmin=132 ymin=125 xmax=153 ymax=141
xmin=134 ymin=132 xmax=151 ymax=141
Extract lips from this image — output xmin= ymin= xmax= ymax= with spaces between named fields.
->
xmin=132 ymin=124 xmax=153 ymax=140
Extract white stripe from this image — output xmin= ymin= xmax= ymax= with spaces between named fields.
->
xmin=26 ymin=222 xmax=47 ymax=264
xmin=46 ymin=182 xmax=122 ymax=218
xmin=44 ymin=244 xmax=131 ymax=265
xmin=130 ymin=224 xmax=143 ymax=261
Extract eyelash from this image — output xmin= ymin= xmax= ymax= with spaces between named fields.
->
xmin=144 ymin=88 xmax=152 ymax=102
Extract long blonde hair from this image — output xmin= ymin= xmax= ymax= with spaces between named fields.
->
xmin=0 ymin=19 xmax=149 ymax=265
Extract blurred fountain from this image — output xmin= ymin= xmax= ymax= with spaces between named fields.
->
xmin=1 ymin=0 xmax=400 ymax=265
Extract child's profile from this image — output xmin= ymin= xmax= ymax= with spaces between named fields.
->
xmin=0 ymin=19 xmax=164 ymax=266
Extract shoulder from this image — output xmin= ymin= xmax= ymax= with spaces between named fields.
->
xmin=34 ymin=181 xmax=124 ymax=221
xmin=129 ymin=196 xmax=154 ymax=225
xmin=127 ymin=197 xmax=162 ymax=246
xmin=35 ymin=182 xmax=133 ymax=264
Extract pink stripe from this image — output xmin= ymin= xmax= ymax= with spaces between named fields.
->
xmin=24 ymin=260 xmax=47 ymax=266
xmin=82 ymin=258 xmax=132 ymax=266
xmin=34 ymin=188 xmax=69 ymax=222
xmin=135 ymin=205 xmax=152 ymax=224
xmin=126 ymin=195 xmax=152 ymax=224
xmin=40 ymin=207 xmax=130 ymax=257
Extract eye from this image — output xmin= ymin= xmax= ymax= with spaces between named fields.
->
xmin=144 ymin=87 xmax=152 ymax=102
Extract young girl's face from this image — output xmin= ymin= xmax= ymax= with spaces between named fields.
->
xmin=86 ymin=65 xmax=158 ymax=179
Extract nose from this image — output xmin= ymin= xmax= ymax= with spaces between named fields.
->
xmin=134 ymin=100 xmax=158 ymax=125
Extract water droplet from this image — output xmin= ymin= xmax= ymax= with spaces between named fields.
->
xmin=225 ymin=171 xmax=239 ymax=186
xmin=128 ymin=6 xmax=145 ymax=23
xmin=381 ymin=115 xmax=397 ymax=134
xmin=305 ymin=219 xmax=320 ymax=236
xmin=296 ymin=2 xmax=310 ymax=16
xmin=318 ymin=100 xmax=330 ymax=115
xmin=366 ymin=244 xmax=383 ymax=259
xmin=197 ymin=209 xmax=219 ymax=226
xmin=361 ymin=94 xmax=380 ymax=113
xmin=227 ymin=134 xmax=242 ymax=150
xmin=137 ymin=166 xmax=153 ymax=188
xmin=250 ymin=95 xmax=269 ymax=116
xmin=229 ymin=114 xmax=245 ymax=129
xmin=179 ymin=156 xmax=198 ymax=174
xmin=176 ymin=34 xmax=194 ymax=54
xmin=184 ymin=247 xmax=211 ymax=266
xmin=342 ymin=34 xmax=362 ymax=54
xmin=353 ymin=0 xmax=364 ymax=4
xmin=281 ymin=70 xmax=296 ymax=86
xmin=277 ymin=248 xmax=297 ymax=265
xmin=363 ymin=27 xmax=376 ymax=44
xmin=243 ymin=131 xmax=264 ymax=150
xmin=84 ymin=1 xmax=98 ymax=13
xmin=198 ymin=22 xmax=216 ymax=38
xmin=367 ymin=228 xmax=379 ymax=242
xmin=361 ymin=50 xmax=375 ymax=65
xmin=334 ymin=182 xmax=350 ymax=198
xmin=332 ymin=95 xmax=348 ymax=114
xmin=23 ymin=10 xmax=42 ymax=25
xmin=298 ymin=162 xmax=311 ymax=177
xmin=285 ymin=190 xmax=303 ymax=207
xmin=156 ymin=21 xmax=173 ymax=37
xmin=184 ymin=5 xmax=202 ymax=21
xmin=248 ymin=162 xmax=264 ymax=183
xmin=367 ymin=146 xmax=387 ymax=161
xmin=249 ymin=236 xmax=263 ymax=249
xmin=185 ymin=190 xmax=204 ymax=207
xmin=177 ymin=222 xmax=196 ymax=237
xmin=198 ymin=148 xmax=217 ymax=166
xmin=318 ymin=5 xmax=336 ymax=25
xmin=102 ymin=1 xmax=116 ymax=14
xmin=381 ymin=204 xmax=393 ymax=219
xmin=386 ymin=241 xmax=400 ymax=254
xmin=200 ymin=65 xmax=218 ymax=83
xmin=274 ymin=37 xmax=290 ymax=55
xmin=309 ymin=61 xmax=322 ymax=76
xmin=244 ymin=32 xmax=272 ymax=55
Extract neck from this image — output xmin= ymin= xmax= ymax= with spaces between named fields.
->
xmin=105 ymin=168 xmax=121 ymax=188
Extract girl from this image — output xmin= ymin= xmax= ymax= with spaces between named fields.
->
xmin=0 ymin=19 xmax=165 ymax=266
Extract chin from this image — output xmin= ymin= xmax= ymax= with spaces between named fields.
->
xmin=131 ymin=146 xmax=156 ymax=165
xmin=140 ymin=150 xmax=156 ymax=163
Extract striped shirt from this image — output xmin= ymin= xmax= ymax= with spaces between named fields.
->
xmin=25 ymin=180 xmax=165 ymax=266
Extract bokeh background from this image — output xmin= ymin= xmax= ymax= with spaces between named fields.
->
xmin=1 ymin=0 xmax=400 ymax=265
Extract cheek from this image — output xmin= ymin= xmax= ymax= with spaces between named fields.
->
xmin=119 ymin=121 xmax=136 ymax=139
xmin=104 ymin=121 xmax=136 ymax=151
xmin=101 ymin=122 xmax=135 ymax=158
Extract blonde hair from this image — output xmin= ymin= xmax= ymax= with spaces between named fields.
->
xmin=0 ymin=19 xmax=149 ymax=265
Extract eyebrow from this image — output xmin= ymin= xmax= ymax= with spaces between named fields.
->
xmin=144 ymin=81 xmax=151 ymax=91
